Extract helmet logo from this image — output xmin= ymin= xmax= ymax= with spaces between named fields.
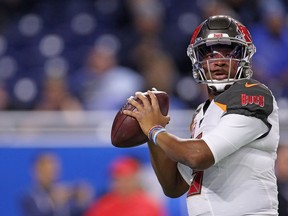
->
xmin=213 ymin=33 xmax=223 ymax=38
xmin=235 ymin=22 xmax=253 ymax=43
xmin=207 ymin=33 xmax=229 ymax=39
xmin=190 ymin=23 xmax=204 ymax=43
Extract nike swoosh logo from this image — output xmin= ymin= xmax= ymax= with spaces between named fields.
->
xmin=245 ymin=82 xmax=259 ymax=88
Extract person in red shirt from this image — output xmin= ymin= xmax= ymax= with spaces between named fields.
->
xmin=84 ymin=156 xmax=166 ymax=216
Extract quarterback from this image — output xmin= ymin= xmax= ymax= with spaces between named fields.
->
xmin=124 ymin=15 xmax=279 ymax=215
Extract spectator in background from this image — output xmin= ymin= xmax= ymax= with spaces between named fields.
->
xmin=250 ymin=0 xmax=288 ymax=100
xmin=0 ymin=82 xmax=10 ymax=110
xmin=36 ymin=75 xmax=83 ymax=111
xmin=223 ymin=0 xmax=261 ymax=24
xmin=20 ymin=152 xmax=93 ymax=216
xmin=71 ymin=36 xmax=145 ymax=110
xmin=116 ymin=0 xmax=165 ymax=69
xmin=198 ymin=0 xmax=238 ymax=20
xmin=275 ymin=145 xmax=288 ymax=215
xmin=134 ymin=42 xmax=190 ymax=109
xmin=84 ymin=156 xmax=166 ymax=216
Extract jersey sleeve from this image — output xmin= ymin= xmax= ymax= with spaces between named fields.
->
xmin=202 ymin=114 xmax=269 ymax=164
xmin=214 ymin=79 xmax=273 ymax=135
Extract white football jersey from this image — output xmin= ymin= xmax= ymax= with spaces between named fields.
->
xmin=178 ymin=79 xmax=279 ymax=216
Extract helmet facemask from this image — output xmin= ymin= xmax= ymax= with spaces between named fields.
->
xmin=187 ymin=16 xmax=256 ymax=92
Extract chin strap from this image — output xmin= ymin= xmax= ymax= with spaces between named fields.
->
xmin=207 ymin=79 xmax=234 ymax=93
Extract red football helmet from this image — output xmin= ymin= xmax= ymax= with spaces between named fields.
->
xmin=187 ymin=15 xmax=256 ymax=92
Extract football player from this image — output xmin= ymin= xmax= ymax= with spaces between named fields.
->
xmin=124 ymin=15 xmax=279 ymax=216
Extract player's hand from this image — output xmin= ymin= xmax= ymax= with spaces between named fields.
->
xmin=123 ymin=90 xmax=170 ymax=135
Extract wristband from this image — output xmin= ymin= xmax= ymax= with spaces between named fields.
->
xmin=148 ymin=125 xmax=163 ymax=141
xmin=152 ymin=128 xmax=166 ymax=145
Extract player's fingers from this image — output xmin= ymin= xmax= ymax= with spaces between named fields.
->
xmin=135 ymin=92 xmax=151 ymax=108
xmin=122 ymin=109 xmax=138 ymax=119
xmin=147 ymin=90 xmax=160 ymax=110
xmin=127 ymin=96 xmax=144 ymax=112
xmin=165 ymin=115 xmax=171 ymax=125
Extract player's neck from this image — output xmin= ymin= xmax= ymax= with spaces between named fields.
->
xmin=207 ymin=87 xmax=220 ymax=101
xmin=208 ymin=94 xmax=214 ymax=101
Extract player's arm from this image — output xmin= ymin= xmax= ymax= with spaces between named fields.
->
xmin=150 ymin=131 xmax=215 ymax=170
xmin=147 ymin=139 xmax=189 ymax=198
xmin=123 ymin=91 xmax=215 ymax=170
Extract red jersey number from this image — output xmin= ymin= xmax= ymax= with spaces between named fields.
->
xmin=187 ymin=132 xmax=204 ymax=197
xmin=187 ymin=170 xmax=203 ymax=197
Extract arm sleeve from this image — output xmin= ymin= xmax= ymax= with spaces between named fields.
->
xmin=202 ymin=114 xmax=269 ymax=164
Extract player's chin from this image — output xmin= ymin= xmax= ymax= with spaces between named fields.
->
xmin=211 ymin=74 xmax=228 ymax=80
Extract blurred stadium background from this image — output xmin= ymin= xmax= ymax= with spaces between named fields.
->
xmin=0 ymin=0 xmax=288 ymax=215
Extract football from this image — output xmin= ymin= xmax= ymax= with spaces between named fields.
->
xmin=111 ymin=91 xmax=169 ymax=148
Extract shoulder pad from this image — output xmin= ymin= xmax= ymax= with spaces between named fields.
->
xmin=214 ymin=79 xmax=274 ymax=118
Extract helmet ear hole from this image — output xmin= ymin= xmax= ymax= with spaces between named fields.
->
xmin=244 ymin=68 xmax=253 ymax=79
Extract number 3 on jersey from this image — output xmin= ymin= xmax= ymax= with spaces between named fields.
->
xmin=187 ymin=132 xmax=204 ymax=197
xmin=187 ymin=170 xmax=203 ymax=197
